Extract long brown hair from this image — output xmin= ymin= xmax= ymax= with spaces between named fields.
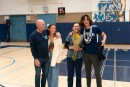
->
xmin=48 ymin=24 xmax=57 ymax=37
xmin=80 ymin=14 xmax=93 ymax=27
xmin=48 ymin=24 xmax=56 ymax=50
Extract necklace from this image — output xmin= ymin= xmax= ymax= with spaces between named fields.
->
xmin=84 ymin=26 xmax=93 ymax=44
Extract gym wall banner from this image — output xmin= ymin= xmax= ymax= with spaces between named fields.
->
xmin=93 ymin=0 xmax=129 ymax=22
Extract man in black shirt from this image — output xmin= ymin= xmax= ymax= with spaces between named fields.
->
xmin=30 ymin=19 xmax=49 ymax=87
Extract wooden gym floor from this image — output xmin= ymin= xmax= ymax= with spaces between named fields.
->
xmin=0 ymin=42 xmax=130 ymax=87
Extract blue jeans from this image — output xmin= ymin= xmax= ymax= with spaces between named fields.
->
xmin=47 ymin=51 xmax=59 ymax=87
xmin=67 ymin=57 xmax=83 ymax=87
xmin=48 ymin=64 xmax=59 ymax=87
xmin=35 ymin=58 xmax=49 ymax=87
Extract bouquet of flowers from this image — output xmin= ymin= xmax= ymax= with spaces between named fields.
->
xmin=72 ymin=33 xmax=81 ymax=61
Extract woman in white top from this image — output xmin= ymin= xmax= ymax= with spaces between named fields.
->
xmin=47 ymin=24 xmax=65 ymax=87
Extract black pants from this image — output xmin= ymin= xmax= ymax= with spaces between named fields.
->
xmin=83 ymin=53 xmax=102 ymax=87
xmin=67 ymin=57 xmax=83 ymax=87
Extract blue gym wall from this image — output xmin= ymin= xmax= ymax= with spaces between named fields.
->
xmin=56 ymin=23 xmax=73 ymax=42
xmin=56 ymin=22 xmax=130 ymax=44
xmin=1 ymin=15 xmax=130 ymax=44
xmin=10 ymin=15 xmax=27 ymax=41
xmin=0 ymin=24 xmax=8 ymax=42
xmin=94 ymin=22 xmax=130 ymax=44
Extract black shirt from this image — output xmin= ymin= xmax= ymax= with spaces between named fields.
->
xmin=30 ymin=30 xmax=49 ymax=60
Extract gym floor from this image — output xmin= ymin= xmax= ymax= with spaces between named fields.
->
xmin=0 ymin=42 xmax=130 ymax=87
